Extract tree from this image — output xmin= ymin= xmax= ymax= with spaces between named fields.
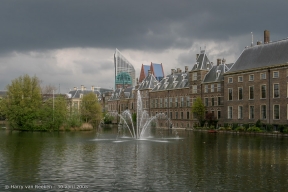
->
xmin=2 ymin=74 xmax=42 ymax=130
xmin=80 ymin=92 xmax=102 ymax=127
xmin=39 ymin=96 xmax=68 ymax=131
xmin=191 ymin=97 xmax=206 ymax=127
xmin=205 ymin=112 xmax=218 ymax=129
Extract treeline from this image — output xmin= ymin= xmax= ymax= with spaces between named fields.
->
xmin=0 ymin=74 xmax=102 ymax=131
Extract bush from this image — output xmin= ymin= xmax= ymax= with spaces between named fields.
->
xmin=283 ymin=127 xmax=288 ymax=134
xmin=247 ymin=126 xmax=262 ymax=132
xmin=232 ymin=123 xmax=238 ymax=130
xmin=235 ymin=126 xmax=245 ymax=132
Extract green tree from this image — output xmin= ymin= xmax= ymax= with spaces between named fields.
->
xmin=191 ymin=97 xmax=206 ymax=127
xmin=39 ymin=96 xmax=68 ymax=131
xmin=80 ymin=92 xmax=102 ymax=127
xmin=2 ymin=74 xmax=42 ymax=130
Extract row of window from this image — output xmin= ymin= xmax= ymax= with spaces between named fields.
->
xmin=228 ymin=83 xmax=280 ymax=101
xmin=228 ymin=71 xmax=280 ymax=83
xmin=192 ymin=84 xmax=222 ymax=94
xmin=204 ymin=83 xmax=222 ymax=93
xmin=153 ymin=111 xmax=191 ymax=120
xmin=151 ymin=97 xmax=190 ymax=108
xmin=227 ymin=105 xmax=282 ymax=120
xmin=204 ymin=97 xmax=224 ymax=106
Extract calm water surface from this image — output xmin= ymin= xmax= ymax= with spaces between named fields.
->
xmin=0 ymin=127 xmax=288 ymax=191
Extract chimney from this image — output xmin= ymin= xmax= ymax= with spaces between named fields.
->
xmin=177 ymin=68 xmax=181 ymax=73
xmin=222 ymin=58 xmax=226 ymax=64
xmin=81 ymin=85 xmax=84 ymax=91
xmin=74 ymin=87 xmax=77 ymax=90
xmin=171 ymin=69 xmax=175 ymax=74
xmin=136 ymin=78 xmax=139 ymax=85
xmin=185 ymin=66 xmax=188 ymax=72
xmin=84 ymin=87 xmax=86 ymax=90
xmin=264 ymin=30 xmax=270 ymax=44
xmin=257 ymin=41 xmax=262 ymax=45
xmin=196 ymin=54 xmax=199 ymax=60
xmin=148 ymin=70 xmax=151 ymax=75
xmin=217 ymin=59 xmax=221 ymax=66
xmin=91 ymin=86 xmax=94 ymax=91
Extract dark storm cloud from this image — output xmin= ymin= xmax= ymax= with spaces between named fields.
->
xmin=0 ymin=0 xmax=287 ymax=53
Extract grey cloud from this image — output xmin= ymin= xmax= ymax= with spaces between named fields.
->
xmin=0 ymin=0 xmax=287 ymax=54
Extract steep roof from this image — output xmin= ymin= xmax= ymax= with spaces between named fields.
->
xmin=109 ymin=88 xmax=123 ymax=100
xmin=139 ymin=64 xmax=150 ymax=83
xmin=203 ymin=64 xmax=230 ymax=83
xmin=138 ymin=73 xmax=158 ymax=90
xmin=151 ymin=71 xmax=189 ymax=92
xmin=151 ymin=63 xmax=165 ymax=81
xmin=228 ymin=39 xmax=288 ymax=73
xmin=191 ymin=50 xmax=213 ymax=71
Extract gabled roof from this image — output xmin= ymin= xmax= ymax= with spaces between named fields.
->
xmin=109 ymin=88 xmax=123 ymax=100
xmin=138 ymin=73 xmax=158 ymax=90
xmin=123 ymin=87 xmax=134 ymax=99
xmin=139 ymin=62 xmax=165 ymax=83
xmin=151 ymin=63 xmax=165 ymax=81
xmin=203 ymin=64 xmax=231 ymax=83
xmin=69 ymin=90 xmax=101 ymax=99
xmin=109 ymin=87 xmax=134 ymax=101
xmin=151 ymin=71 xmax=189 ymax=92
xmin=139 ymin=64 xmax=151 ymax=83
xmin=191 ymin=50 xmax=213 ymax=71
xmin=228 ymin=39 xmax=288 ymax=73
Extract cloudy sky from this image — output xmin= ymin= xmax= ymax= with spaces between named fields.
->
xmin=0 ymin=0 xmax=287 ymax=92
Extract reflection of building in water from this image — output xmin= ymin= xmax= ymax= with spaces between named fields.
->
xmin=114 ymin=48 xmax=136 ymax=89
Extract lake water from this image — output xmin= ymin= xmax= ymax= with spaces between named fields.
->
xmin=1 ymin=127 xmax=288 ymax=191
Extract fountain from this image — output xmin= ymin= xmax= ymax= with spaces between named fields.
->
xmin=106 ymin=90 xmax=174 ymax=140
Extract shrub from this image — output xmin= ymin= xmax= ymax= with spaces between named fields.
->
xmin=247 ymin=126 xmax=261 ymax=132
xmin=235 ymin=126 xmax=245 ymax=132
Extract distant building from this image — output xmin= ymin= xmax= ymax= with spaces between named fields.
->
xmin=68 ymin=85 xmax=113 ymax=112
xmin=114 ymin=48 xmax=136 ymax=89
xmin=139 ymin=63 xmax=165 ymax=83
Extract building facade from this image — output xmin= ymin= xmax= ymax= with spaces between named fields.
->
xmin=114 ymin=48 xmax=136 ymax=89
xmin=107 ymin=31 xmax=288 ymax=129
xmin=224 ymin=35 xmax=288 ymax=127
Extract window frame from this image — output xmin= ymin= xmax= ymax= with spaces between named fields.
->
xmin=228 ymin=88 xmax=233 ymax=101
xmin=249 ymin=86 xmax=254 ymax=100
xmin=261 ymin=105 xmax=267 ymax=120
xmin=249 ymin=105 xmax=254 ymax=119
xmin=273 ymin=104 xmax=280 ymax=120
xmin=228 ymin=77 xmax=233 ymax=83
xmin=273 ymin=71 xmax=279 ymax=78
xmin=273 ymin=83 xmax=280 ymax=98
xmin=238 ymin=87 xmax=243 ymax=100
xmin=238 ymin=106 xmax=243 ymax=119
xmin=238 ymin=76 xmax=243 ymax=82
xmin=261 ymin=84 xmax=266 ymax=99
xmin=249 ymin=74 xmax=254 ymax=81
xmin=228 ymin=106 xmax=233 ymax=119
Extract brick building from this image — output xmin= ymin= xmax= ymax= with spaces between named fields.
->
xmin=107 ymin=30 xmax=288 ymax=129
xmin=224 ymin=32 xmax=288 ymax=128
xmin=150 ymin=67 xmax=190 ymax=128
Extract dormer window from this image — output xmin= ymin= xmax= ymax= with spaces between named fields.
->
xmin=216 ymin=70 xmax=221 ymax=78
